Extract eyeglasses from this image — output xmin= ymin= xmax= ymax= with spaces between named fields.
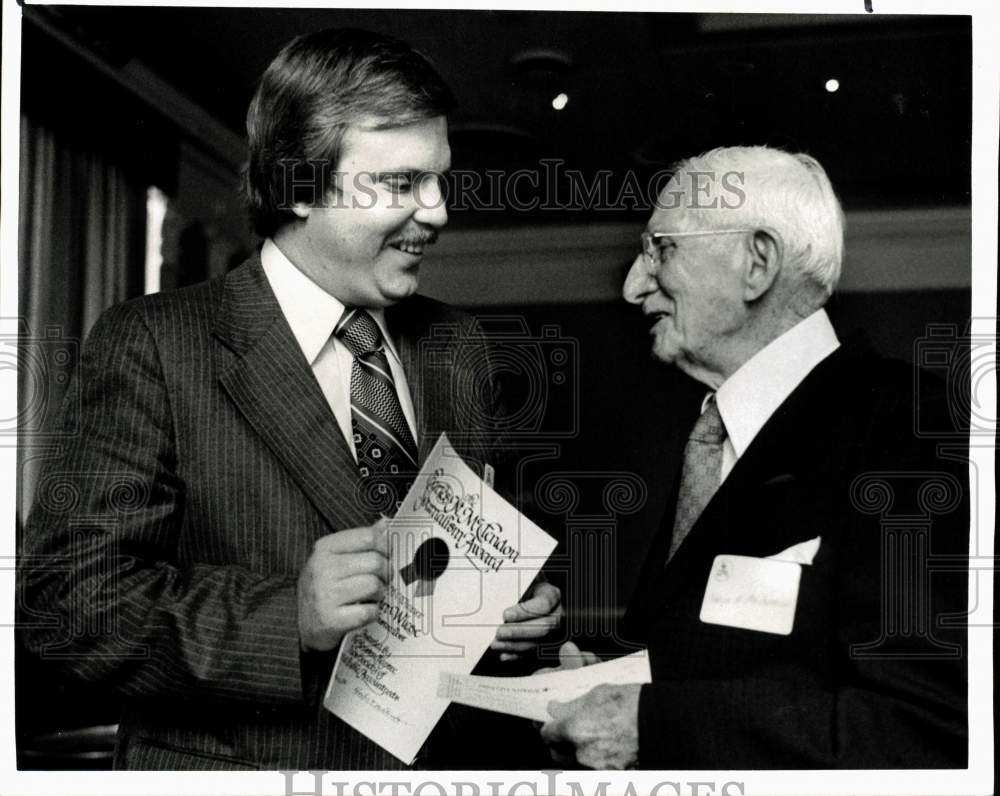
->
xmin=640 ymin=228 xmax=753 ymax=268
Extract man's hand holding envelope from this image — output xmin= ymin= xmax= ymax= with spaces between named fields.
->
xmin=538 ymin=642 xmax=641 ymax=771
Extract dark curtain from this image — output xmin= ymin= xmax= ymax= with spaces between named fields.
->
xmin=16 ymin=17 xmax=177 ymax=768
xmin=17 ymin=114 xmax=148 ymax=521
xmin=16 ymin=14 xmax=178 ymax=521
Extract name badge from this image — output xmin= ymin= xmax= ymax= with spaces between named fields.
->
xmin=699 ymin=555 xmax=801 ymax=636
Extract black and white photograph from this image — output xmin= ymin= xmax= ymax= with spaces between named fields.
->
xmin=2 ymin=2 xmax=996 ymax=795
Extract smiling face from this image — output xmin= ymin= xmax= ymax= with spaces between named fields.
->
xmin=623 ymin=205 xmax=748 ymax=386
xmin=278 ymin=115 xmax=451 ymax=308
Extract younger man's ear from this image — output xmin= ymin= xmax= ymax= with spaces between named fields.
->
xmin=290 ymin=202 xmax=312 ymax=220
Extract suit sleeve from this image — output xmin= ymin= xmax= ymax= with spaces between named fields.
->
xmin=18 ymin=304 xmax=307 ymax=708
xmin=635 ymin=382 xmax=968 ymax=769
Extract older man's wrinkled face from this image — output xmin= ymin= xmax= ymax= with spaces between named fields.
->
xmin=623 ymin=205 xmax=746 ymax=381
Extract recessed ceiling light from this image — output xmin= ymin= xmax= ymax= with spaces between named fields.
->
xmin=510 ymin=49 xmax=573 ymax=74
xmin=551 ymin=93 xmax=569 ymax=111
xmin=825 ymin=78 xmax=840 ymax=93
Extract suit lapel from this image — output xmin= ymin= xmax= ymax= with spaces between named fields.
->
xmin=386 ymin=300 xmax=452 ymax=466
xmin=391 ymin=316 xmax=430 ymax=463
xmin=214 ymin=256 xmax=367 ymax=531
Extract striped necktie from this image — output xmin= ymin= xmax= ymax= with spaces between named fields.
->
xmin=335 ymin=308 xmax=419 ymax=510
xmin=667 ymin=394 xmax=727 ymax=562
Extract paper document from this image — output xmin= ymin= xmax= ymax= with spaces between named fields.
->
xmin=437 ymin=651 xmax=651 ymax=723
xmin=324 ymin=434 xmax=558 ymax=764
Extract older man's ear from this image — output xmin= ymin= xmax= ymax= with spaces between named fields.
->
xmin=743 ymin=227 xmax=783 ymax=302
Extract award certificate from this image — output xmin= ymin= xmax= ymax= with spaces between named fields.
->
xmin=324 ymin=434 xmax=558 ymax=764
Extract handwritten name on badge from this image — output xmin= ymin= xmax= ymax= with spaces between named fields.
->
xmin=699 ymin=554 xmax=801 ymax=635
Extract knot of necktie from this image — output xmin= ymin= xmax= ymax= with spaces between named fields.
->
xmin=690 ymin=395 xmax=726 ymax=445
xmin=334 ymin=308 xmax=383 ymax=358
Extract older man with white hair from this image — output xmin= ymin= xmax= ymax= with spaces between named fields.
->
xmin=540 ymin=146 xmax=968 ymax=769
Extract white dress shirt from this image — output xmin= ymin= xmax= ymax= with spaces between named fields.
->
xmin=260 ymin=238 xmax=418 ymax=462
xmin=711 ymin=308 xmax=841 ymax=482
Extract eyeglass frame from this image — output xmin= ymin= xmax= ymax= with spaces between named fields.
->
xmin=639 ymin=228 xmax=755 ymax=268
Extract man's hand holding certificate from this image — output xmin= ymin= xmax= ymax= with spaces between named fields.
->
xmin=298 ymin=521 xmax=391 ymax=653
xmin=324 ymin=434 xmax=559 ymax=764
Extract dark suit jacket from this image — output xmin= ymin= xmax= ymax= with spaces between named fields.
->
xmin=623 ymin=338 xmax=968 ymax=768
xmin=19 ymin=255 xmax=513 ymax=770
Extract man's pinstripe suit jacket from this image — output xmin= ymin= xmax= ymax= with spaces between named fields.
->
xmin=20 ymin=254 xmax=509 ymax=770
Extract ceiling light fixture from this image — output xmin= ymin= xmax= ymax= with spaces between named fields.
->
xmin=510 ymin=48 xmax=573 ymax=74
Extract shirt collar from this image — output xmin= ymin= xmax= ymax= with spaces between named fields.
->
xmin=714 ymin=309 xmax=840 ymax=458
xmin=260 ymin=238 xmax=400 ymax=365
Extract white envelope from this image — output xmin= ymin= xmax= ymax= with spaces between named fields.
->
xmin=438 ymin=651 xmax=652 ymax=722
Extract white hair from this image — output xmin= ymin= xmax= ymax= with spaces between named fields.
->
xmin=667 ymin=146 xmax=845 ymax=299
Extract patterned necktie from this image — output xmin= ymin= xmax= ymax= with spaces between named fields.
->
xmin=335 ymin=308 xmax=419 ymax=510
xmin=667 ymin=394 xmax=727 ymax=562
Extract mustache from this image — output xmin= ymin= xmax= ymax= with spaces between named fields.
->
xmin=391 ymin=229 xmax=438 ymax=247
